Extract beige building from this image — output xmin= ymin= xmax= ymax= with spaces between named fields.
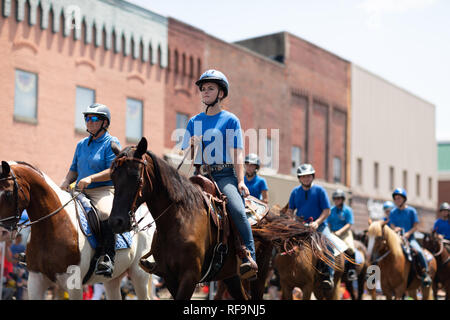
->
xmin=350 ymin=64 xmax=437 ymax=232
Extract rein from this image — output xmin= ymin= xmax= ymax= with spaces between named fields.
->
xmin=0 ymin=168 xmax=80 ymax=232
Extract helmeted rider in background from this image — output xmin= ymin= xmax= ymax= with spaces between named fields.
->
xmin=327 ymin=189 xmax=358 ymax=281
xmin=244 ymin=153 xmax=269 ymax=203
xmin=181 ymin=69 xmax=258 ymax=281
xmin=60 ymin=103 xmax=121 ymax=278
xmin=286 ymin=163 xmax=345 ymax=290
xmin=388 ymin=187 xmax=432 ymax=287
xmin=433 ymin=202 xmax=450 ymax=240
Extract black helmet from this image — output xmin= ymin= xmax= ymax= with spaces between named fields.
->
xmin=332 ymin=189 xmax=346 ymax=200
xmin=439 ymin=202 xmax=450 ymax=211
xmin=296 ymin=163 xmax=315 ymax=177
xmin=245 ymin=153 xmax=260 ymax=169
xmin=195 ymin=69 xmax=229 ymax=98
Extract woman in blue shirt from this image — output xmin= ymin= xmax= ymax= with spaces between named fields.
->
xmin=181 ymin=70 xmax=258 ymax=281
xmin=244 ymin=153 xmax=269 ymax=203
xmin=60 ymin=103 xmax=121 ymax=278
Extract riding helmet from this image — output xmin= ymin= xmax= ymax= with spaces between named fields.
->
xmin=439 ymin=202 xmax=450 ymax=211
xmin=83 ymin=103 xmax=111 ymax=125
xmin=195 ymin=69 xmax=229 ymax=98
xmin=392 ymin=187 xmax=407 ymax=200
xmin=332 ymin=189 xmax=346 ymax=200
xmin=245 ymin=153 xmax=260 ymax=169
xmin=296 ymin=163 xmax=315 ymax=177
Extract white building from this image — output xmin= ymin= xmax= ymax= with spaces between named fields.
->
xmin=350 ymin=64 xmax=437 ymax=232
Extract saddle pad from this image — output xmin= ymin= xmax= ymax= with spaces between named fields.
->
xmin=355 ymin=248 xmax=364 ymax=265
xmin=76 ymin=201 xmax=132 ymax=250
xmin=326 ymin=232 xmax=349 ymax=257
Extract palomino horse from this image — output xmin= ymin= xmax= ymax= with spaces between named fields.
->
xmin=367 ymin=220 xmax=437 ymax=300
xmin=251 ymin=212 xmax=345 ymax=300
xmin=0 ymin=161 xmax=154 ymax=299
xmin=108 ymin=138 xmax=249 ymax=300
xmin=423 ymin=231 xmax=450 ymax=299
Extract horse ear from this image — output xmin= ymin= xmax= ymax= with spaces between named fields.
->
xmin=111 ymin=141 xmax=121 ymax=156
xmin=1 ymin=161 xmax=10 ymax=177
xmin=135 ymin=137 xmax=148 ymax=158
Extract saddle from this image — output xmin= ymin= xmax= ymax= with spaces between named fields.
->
xmin=189 ymin=174 xmax=251 ymax=282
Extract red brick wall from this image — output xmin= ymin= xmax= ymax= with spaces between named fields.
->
xmin=0 ymin=6 xmax=165 ymax=183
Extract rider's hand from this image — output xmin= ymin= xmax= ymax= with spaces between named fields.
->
xmin=77 ymin=176 xmax=92 ymax=190
xmin=60 ymin=181 xmax=70 ymax=191
xmin=310 ymin=221 xmax=319 ymax=230
xmin=238 ymin=181 xmax=250 ymax=198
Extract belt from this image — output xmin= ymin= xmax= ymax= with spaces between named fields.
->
xmin=200 ymin=164 xmax=234 ymax=174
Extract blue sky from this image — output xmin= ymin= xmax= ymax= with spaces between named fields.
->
xmin=128 ymin=0 xmax=450 ymax=141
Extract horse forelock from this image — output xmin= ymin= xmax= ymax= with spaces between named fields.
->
xmin=368 ymin=220 xmax=403 ymax=257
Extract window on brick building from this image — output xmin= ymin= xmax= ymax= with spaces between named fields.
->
xmin=403 ymin=170 xmax=408 ymax=191
xmin=126 ymin=98 xmax=143 ymax=142
xmin=333 ymin=157 xmax=342 ymax=183
xmin=265 ymin=138 xmax=273 ymax=169
xmin=75 ymin=86 xmax=95 ymax=132
xmin=428 ymin=177 xmax=432 ymax=199
xmin=14 ymin=69 xmax=38 ymax=122
xmin=291 ymin=146 xmax=301 ymax=175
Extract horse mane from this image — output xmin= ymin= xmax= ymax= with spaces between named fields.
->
xmin=252 ymin=214 xmax=336 ymax=269
xmin=369 ymin=220 xmax=403 ymax=257
xmin=13 ymin=161 xmax=44 ymax=177
xmin=115 ymin=146 xmax=204 ymax=212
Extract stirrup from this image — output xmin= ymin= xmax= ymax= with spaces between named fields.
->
xmin=139 ymin=259 xmax=157 ymax=274
xmin=240 ymin=262 xmax=258 ymax=281
xmin=421 ymin=273 xmax=432 ymax=287
xmin=321 ymin=277 xmax=334 ymax=291
xmin=95 ymin=254 xmax=114 ymax=277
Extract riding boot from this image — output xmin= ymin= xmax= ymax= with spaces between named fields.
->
xmin=95 ymin=220 xmax=116 ymax=278
xmin=238 ymin=246 xmax=258 ymax=281
xmin=317 ymin=260 xmax=334 ymax=291
xmin=416 ymin=251 xmax=432 ymax=287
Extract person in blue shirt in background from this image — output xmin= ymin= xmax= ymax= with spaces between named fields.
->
xmin=244 ymin=153 xmax=268 ymax=203
xmin=327 ymin=189 xmax=357 ymax=281
xmin=181 ymin=69 xmax=258 ymax=281
xmin=286 ymin=163 xmax=340 ymax=290
xmin=388 ymin=187 xmax=432 ymax=287
xmin=60 ymin=103 xmax=121 ymax=278
xmin=433 ymin=202 xmax=450 ymax=240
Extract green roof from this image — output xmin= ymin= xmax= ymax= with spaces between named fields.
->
xmin=438 ymin=143 xmax=450 ymax=171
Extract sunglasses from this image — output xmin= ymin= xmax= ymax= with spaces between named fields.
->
xmin=84 ymin=115 xmax=102 ymax=123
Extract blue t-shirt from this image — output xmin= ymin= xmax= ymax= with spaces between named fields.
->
xmin=433 ymin=219 xmax=450 ymax=240
xmin=181 ymin=110 xmax=243 ymax=165
xmin=244 ymin=175 xmax=268 ymax=200
xmin=288 ymin=184 xmax=331 ymax=225
xmin=388 ymin=206 xmax=419 ymax=234
xmin=327 ymin=205 xmax=354 ymax=232
xmin=70 ymin=132 xmax=121 ymax=189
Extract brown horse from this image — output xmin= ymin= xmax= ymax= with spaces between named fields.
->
xmin=341 ymin=239 xmax=369 ymax=300
xmin=0 ymin=161 xmax=153 ymax=299
xmin=367 ymin=220 xmax=437 ymax=300
xmin=108 ymin=137 xmax=248 ymax=300
xmin=423 ymin=231 xmax=450 ymax=299
xmin=251 ymin=211 xmax=345 ymax=300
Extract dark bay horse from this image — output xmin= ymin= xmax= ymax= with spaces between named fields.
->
xmin=108 ymin=137 xmax=248 ymax=300
xmin=0 ymin=161 xmax=153 ymax=299
xmin=423 ymin=231 xmax=450 ymax=299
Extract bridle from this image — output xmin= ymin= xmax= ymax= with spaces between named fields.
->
xmin=0 ymin=167 xmax=79 ymax=233
xmin=0 ymin=169 xmax=25 ymax=231
xmin=371 ymin=224 xmax=391 ymax=264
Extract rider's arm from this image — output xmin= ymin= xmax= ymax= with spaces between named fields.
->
xmin=404 ymin=222 xmax=418 ymax=239
xmin=60 ymin=170 xmax=78 ymax=190
xmin=314 ymin=208 xmax=331 ymax=228
xmin=233 ymin=148 xmax=249 ymax=197
xmin=77 ymin=168 xmax=112 ymax=190
xmin=261 ymin=190 xmax=269 ymax=204
xmin=335 ymin=223 xmax=351 ymax=237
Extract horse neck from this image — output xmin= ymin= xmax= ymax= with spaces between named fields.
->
xmin=383 ymin=225 xmax=403 ymax=258
xmin=19 ymin=168 xmax=72 ymax=235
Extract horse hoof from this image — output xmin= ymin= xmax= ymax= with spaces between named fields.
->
xmin=139 ymin=259 xmax=157 ymax=274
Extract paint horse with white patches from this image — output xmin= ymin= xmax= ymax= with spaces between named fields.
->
xmin=0 ymin=161 xmax=154 ymax=299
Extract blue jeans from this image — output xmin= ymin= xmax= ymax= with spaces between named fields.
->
xmin=210 ymin=167 xmax=256 ymax=262
xmin=317 ymin=224 xmax=335 ymax=278
xmin=409 ymin=238 xmax=428 ymax=272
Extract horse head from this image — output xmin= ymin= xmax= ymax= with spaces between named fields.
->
xmin=367 ymin=220 xmax=390 ymax=264
xmin=0 ymin=161 xmax=29 ymax=231
xmin=109 ymin=137 xmax=153 ymax=234
xmin=422 ymin=231 xmax=441 ymax=256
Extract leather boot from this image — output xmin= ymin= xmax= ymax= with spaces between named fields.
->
xmin=238 ymin=247 xmax=258 ymax=281
xmin=95 ymin=220 xmax=116 ymax=278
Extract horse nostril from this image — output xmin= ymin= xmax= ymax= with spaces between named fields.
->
xmin=109 ymin=216 xmax=123 ymax=230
